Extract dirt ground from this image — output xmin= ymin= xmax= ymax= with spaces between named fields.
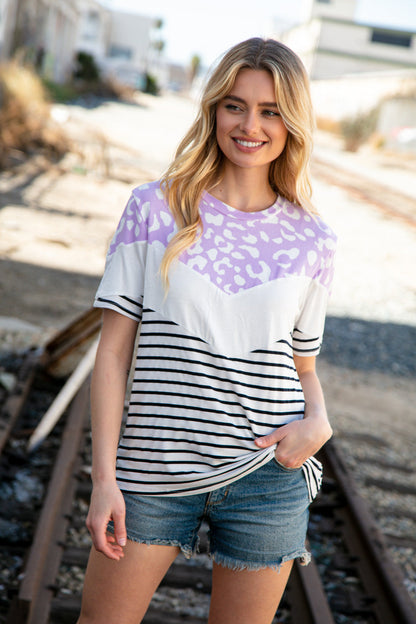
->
xmin=1 ymin=93 xmax=415 ymax=456
xmin=1 ymin=93 xmax=415 ymax=610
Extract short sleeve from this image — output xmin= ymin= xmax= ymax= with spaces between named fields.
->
xmin=94 ymin=192 xmax=148 ymax=322
xmin=292 ymin=246 xmax=336 ymax=356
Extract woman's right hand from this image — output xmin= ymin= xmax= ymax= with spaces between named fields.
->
xmin=86 ymin=481 xmax=127 ymax=560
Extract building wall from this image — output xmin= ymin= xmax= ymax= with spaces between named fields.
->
xmin=0 ymin=0 xmax=13 ymax=58
xmin=311 ymin=51 xmax=416 ymax=79
xmin=75 ymin=0 xmax=110 ymax=61
xmin=311 ymin=69 xmax=416 ymax=119
xmin=281 ymin=17 xmax=416 ymax=79
xmin=0 ymin=0 xmax=79 ymax=82
xmin=107 ymin=11 xmax=154 ymax=69
xmin=302 ymin=0 xmax=357 ymax=21
xmin=0 ymin=1 xmax=158 ymax=87
xmin=42 ymin=0 xmax=79 ymax=82
xmin=280 ymin=19 xmax=321 ymax=73
xmin=318 ymin=20 xmax=416 ymax=66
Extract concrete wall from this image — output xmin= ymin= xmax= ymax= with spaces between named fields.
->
xmin=107 ymin=11 xmax=154 ymax=68
xmin=0 ymin=0 xmax=79 ymax=82
xmin=75 ymin=0 xmax=110 ymax=61
xmin=310 ymin=49 xmax=416 ymax=80
xmin=378 ymin=98 xmax=416 ymax=148
xmin=302 ymin=0 xmax=357 ymax=21
xmin=42 ymin=0 xmax=79 ymax=82
xmin=311 ymin=69 xmax=416 ymax=119
xmin=319 ymin=20 xmax=416 ymax=66
xmin=280 ymin=15 xmax=416 ymax=80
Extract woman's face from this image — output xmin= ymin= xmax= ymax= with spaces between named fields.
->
xmin=216 ymin=69 xmax=288 ymax=177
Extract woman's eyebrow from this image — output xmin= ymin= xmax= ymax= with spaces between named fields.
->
xmin=224 ymin=95 xmax=278 ymax=108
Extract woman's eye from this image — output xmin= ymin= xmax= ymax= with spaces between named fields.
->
xmin=263 ymin=109 xmax=280 ymax=118
xmin=225 ymin=104 xmax=242 ymax=112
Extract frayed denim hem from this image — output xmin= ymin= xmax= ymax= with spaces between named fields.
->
xmin=128 ymin=536 xmax=198 ymax=559
xmin=107 ymin=522 xmax=199 ymax=559
xmin=210 ymin=548 xmax=311 ymax=573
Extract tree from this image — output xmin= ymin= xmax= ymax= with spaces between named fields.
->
xmin=190 ymin=54 xmax=201 ymax=85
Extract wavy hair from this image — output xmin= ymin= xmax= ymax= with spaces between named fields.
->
xmin=160 ymin=37 xmax=315 ymax=286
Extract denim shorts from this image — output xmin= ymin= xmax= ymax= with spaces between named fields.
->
xmin=113 ymin=458 xmax=312 ymax=571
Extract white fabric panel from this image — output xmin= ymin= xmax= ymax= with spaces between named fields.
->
xmin=295 ymin=278 xmax=329 ymax=340
xmin=143 ymin=242 xmax=315 ymax=358
xmin=95 ymin=241 xmax=147 ymax=304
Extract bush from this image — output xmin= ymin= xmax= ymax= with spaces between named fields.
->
xmin=73 ymin=51 xmax=100 ymax=82
xmin=340 ymin=107 xmax=379 ymax=152
xmin=143 ymin=73 xmax=159 ymax=95
xmin=43 ymin=79 xmax=79 ymax=103
xmin=0 ymin=62 xmax=70 ymax=168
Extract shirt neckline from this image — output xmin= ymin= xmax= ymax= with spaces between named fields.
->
xmin=202 ymin=190 xmax=283 ymax=221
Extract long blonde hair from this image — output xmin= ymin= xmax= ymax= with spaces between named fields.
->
xmin=160 ymin=37 xmax=315 ymax=286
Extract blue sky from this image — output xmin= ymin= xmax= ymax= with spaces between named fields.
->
xmin=102 ymin=0 xmax=416 ymax=66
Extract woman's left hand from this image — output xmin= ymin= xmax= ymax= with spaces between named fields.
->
xmin=254 ymin=412 xmax=333 ymax=469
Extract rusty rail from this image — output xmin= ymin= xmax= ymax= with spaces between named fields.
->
xmin=0 ymin=348 xmax=40 ymax=455
xmin=318 ymin=440 xmax=416 ymax=624
xmin=6 ymin=380 xmax=90 ymax=624
xmin=2 ymin=312 xmax=416 ymax=622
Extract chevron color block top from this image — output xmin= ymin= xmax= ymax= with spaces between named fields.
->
xmin=94 ymin=180 xmax=337 ymax=501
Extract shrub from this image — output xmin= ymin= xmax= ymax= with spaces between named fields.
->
xmin=340 ymin=107 xmax=379 ymax=152
xmin=73 ymin=51 xmax=100 ymax=82
xmin=143 ymin=73 xmax=159 ymax=95
xmin=0 ymin=62 xmax=70 ymax=168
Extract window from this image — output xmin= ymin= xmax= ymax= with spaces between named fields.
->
xmin=108 ymin=45 xmax=133 ymax=60
xmin=82 ymin=11 xmax=100 ymax=41
xmin=371 ymin=29 xmax=412 ymax=48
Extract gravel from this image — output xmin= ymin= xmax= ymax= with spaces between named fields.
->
xmin=1 ymin=95 xmax=415 ymax=617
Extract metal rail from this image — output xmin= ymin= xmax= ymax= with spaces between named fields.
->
xmin=319 ymin=440 xmax=416 ymax=624
xmin=1 ymin=337 xmax=416 ymax=623
xmin=0 ymin=348 xmax=40 ymax=455
xmin=6 ymin=379 xmax=90 ymax=624
xmin=311 ymin=157 xmax=416 ymax=228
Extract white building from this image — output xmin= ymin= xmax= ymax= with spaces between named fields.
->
xmin=0 ymin=0 xmax=79 ymax=83
xmin=102 ymin=9 xmax=158 ymax=88
xmin=0 ymin=0 xmax=160 ymax=87
xmin=75 ymin=0 xmax=110 ymax=63
xmin=280 ymin=0 xmax=416 ymax=79
xmin=75 ymin=1 xmax=159 ymax=88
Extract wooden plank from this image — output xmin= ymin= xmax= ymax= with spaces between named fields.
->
xmin=42 ymin=307 xmax=102 ymax=377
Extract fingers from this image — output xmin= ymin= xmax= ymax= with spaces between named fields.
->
xmin=113 ymin=508 xmax=127 ymax=547
xmin=256 ymin=419 xmax=329 ymax=468
xmin=86 ymin=509 xmax=126 ymax=560
xmin=254 ymin=425 xmax=287 ymax=448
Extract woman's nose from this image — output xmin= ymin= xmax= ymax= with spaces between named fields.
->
xmin=240 ymin=109 xmax=260 ymax=135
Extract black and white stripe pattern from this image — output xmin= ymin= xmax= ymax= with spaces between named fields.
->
xmin=113 ymin=309 xmax=322 ymax=499
xmin=93 ymin=183 xmax=336 ymax=502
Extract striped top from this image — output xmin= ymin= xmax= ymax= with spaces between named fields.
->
xmin=94 ymin=181 xmax=337 ymax=500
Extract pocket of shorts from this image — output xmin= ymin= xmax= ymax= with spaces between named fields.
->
xmin=272 ymin=457 xmax=302 ymax=472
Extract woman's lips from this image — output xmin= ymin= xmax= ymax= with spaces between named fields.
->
xmin=232 ymin=137 xmax=266 ymax=151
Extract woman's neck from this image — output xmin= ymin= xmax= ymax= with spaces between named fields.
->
xmin=209 ymin=167 xmax=276 ymax=213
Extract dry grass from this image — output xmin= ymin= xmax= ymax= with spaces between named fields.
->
xmin=316 ymin=116 xmax=341 ymax=135
xmin=0 ymin=62 xmax=70 ymax=169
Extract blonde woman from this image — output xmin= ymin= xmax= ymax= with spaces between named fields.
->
xmin=78 ymin=38 xmax=337 ymax=624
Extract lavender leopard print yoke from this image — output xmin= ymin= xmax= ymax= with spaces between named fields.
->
xmin=95 ymin=181 xmax=337 ymax=500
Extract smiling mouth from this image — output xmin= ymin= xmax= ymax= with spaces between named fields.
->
xmin=233 ymin=138 xmax=266 ymax=148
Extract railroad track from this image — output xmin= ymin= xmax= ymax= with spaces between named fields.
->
xmin=311 ymin=156 xmax=416 ymax=228
xmin=1 ymin=311 xmax=415 ymax=624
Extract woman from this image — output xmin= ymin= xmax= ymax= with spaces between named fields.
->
xmin=78 ymin=37 xmax=336 ymax=624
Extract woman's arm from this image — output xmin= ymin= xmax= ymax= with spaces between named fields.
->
xmin=255 ymin=355 xmax=332 ymax=468
xmin=86 ymin=309 xmax=138 ymax=560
